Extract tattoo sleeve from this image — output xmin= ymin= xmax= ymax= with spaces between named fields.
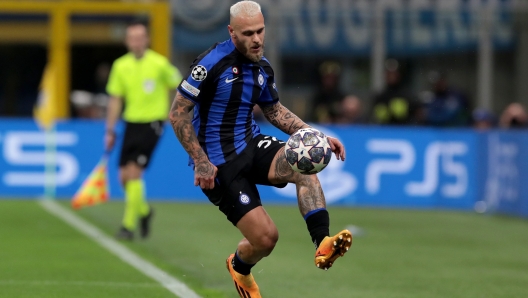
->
xmin=260 ymin=102 xmax=310 ymax=135
xmin=169 ymin=92 xmax=207 ymax=163
xmin=297 ymin=175 xmax=326 ymax=216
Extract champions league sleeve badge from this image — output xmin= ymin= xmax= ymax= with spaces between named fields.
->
xmin=191 ymin=65 xmax=207 ymax=81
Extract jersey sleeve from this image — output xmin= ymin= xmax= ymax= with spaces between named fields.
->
xmin=162 ymin=59 xmax=182 ymax=89
xmin=106 ymin=61 xmax=124 ymax=97
xmin=177 ymin=60 xmax=214 ymax=104
xmin=257 ymin=63 xmax=279 ymax=107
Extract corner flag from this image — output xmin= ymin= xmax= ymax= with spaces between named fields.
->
xmin=34 ymin=64 xmax=57 ymax=130
xmin=72 ymin=155 xmax=110 ymax=209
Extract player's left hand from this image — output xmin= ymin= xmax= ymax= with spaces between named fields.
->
xmin=327 ymin=136 xmax=346 ymax=161
xmin=194 ymin=159 xmax=218 ymax=190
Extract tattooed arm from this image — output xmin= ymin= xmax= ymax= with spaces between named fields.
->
xmin=260 ymin=102 xmax=346 ymax=161
xmin=169 ymin=92 xmax=217 ymax=189
xmin=260 ymin=102 xmax=310 ymax=135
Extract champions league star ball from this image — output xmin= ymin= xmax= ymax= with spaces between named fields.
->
xmin=284 ymin=128 xmax=332 ymax=175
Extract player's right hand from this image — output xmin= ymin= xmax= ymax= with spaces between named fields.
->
xmin=194 ymin=159 xmax=217 ymax=190
xmin=104 ymin=130 xmax=116 ymax=152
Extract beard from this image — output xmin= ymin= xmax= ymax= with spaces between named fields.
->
xmin=234 ymin=37 xmax=264 ymax=62
xmin=247 ymin=46 xmax=264 ymax=62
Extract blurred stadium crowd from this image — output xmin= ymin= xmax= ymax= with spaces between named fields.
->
xmin=25 ymin=58 xmax=528 ymax=131
xmin=0 ymin=0 xmax=526 ymax=131
xmin=62 ymin=56 xmax=528 ymax=132
xmin=263 ymin=59 xmax=528 ymax=130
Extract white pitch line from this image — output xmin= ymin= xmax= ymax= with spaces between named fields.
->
xmin=0 ymin=280 xmax=161 ymax=288
xmin=39 ymin=199 xmax=201 ymax=298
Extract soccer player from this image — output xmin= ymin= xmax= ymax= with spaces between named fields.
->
xmin=169 ymin=1 xmax=352 ymax=297
xmin=105 ymin=21 xmax=182 ymax=240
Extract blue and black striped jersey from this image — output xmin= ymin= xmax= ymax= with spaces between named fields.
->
xmin=177 ymin=39 xmax=279 ymax=167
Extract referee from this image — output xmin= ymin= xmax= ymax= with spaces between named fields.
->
xmin=105 ymin=21 xmax=182 ymax=240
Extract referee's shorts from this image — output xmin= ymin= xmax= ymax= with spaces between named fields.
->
xmin=119 ymin=120 xmax=164 ymax=168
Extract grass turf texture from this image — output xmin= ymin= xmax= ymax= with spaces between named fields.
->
xmin=2 ymin=199 xmax=528 ymax=297
xmin=0 ymin=200 xmax=176 ymax=298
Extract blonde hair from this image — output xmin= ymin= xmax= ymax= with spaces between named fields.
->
xmin=230 ymin=1 xmax=262 ymax=19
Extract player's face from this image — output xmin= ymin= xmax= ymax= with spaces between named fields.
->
xmin=229 ymin=13 xmax=265 ymax=62
xmin=126 ymin=25 xmax=149 ymax=58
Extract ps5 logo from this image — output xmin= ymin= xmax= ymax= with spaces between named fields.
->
xmin=2 ymin=131 xmax=79 ymax=187
xmin=366 ymin=139 xmax=468 ymax=198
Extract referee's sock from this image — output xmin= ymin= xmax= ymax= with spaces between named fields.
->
xmin=123 ymin=179 xmax=149 ymax=230
xmin=304 ymin=208 xmax=330 ymax=249
xmin=134 ymin=179 xmax=150 ymax=217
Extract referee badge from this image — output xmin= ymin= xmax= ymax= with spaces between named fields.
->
xmin=258 ymin=74 xmax=264 ymax=86
xmin=239 ymin=192 xmax=250 ymax=205
xmin=143 ymin=79 xmax=155 ymax=93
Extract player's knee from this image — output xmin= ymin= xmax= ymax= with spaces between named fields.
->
xmin=125 ymin=163 xmax=143 ymax=179
xmin=256 ymin=228 xmax=279 ymax=256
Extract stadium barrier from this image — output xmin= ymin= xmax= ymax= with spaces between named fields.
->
xmin=0 ymin=119 xmax=526 ymax=218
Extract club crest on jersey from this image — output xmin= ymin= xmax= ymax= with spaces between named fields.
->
xmin=191 ymin=65 xmax=207 ymax=81
xmin=258 ymin=74 xmax=264 ymax=85
xmin=239 ymin=192 xmax=250 ymax=205
xmin=232 ymin=66 xmax=239 ymax=74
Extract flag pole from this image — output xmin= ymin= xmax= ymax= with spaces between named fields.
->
xmin=44 ymin=124 xmax=57 ymax=200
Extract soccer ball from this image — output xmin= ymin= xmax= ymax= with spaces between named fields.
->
xmin=284 ymin=128 xmax=332 ymax=175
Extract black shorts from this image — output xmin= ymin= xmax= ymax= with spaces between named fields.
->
xmin=119 ymin=121 xmax=163 ymax=168
xmin=202 ymin=134 xmax=287 ymax=226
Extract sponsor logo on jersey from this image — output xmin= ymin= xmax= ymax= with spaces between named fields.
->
xmin=225 ymin=77 xmax=239 ymax=84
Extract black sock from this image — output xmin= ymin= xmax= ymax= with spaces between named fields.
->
xmin=304 ymin=208 xmax=330 ymax=249
xmin=232 ymin=251 xmax=255 ymax=275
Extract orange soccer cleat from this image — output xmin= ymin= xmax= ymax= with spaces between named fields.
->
xmin=226 ymin=254 xmax=262 ymax=298
xmin=314 ymin=229 xmax=352 ymax=270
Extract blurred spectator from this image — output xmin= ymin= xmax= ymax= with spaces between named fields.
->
xmin=369 ymin=59 xmax=422 ymax=125
xmin=70 ymin=90 xmax=100 ymax=119
xmin=70 ymin=63 xmax=111 ymax=119
xmin=93 ymin=62 xmax=111 ymax=118
xmin=311 ymin=61 xmax=344 ymax=123
xmin=499 ymin=103 xmax=528 ymax=128
xmin=472 ymin=108 xmax=496 ymax=130
xmin=70 ymin=90 xmax=107 ymax=119
xmin=335 ymin=94 xmax=365 ymax=124
xmin=422 ymin=71 xmax=471 ymax=127
xmin=94 ymin=62 xmax=111 ymax=95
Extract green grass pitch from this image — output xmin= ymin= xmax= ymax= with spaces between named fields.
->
xmin=1 ymin=199 xmax=528 ymax=298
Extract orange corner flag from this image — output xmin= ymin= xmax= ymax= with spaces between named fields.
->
xmin=72 ymin=155 xmax=110 ymax=209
